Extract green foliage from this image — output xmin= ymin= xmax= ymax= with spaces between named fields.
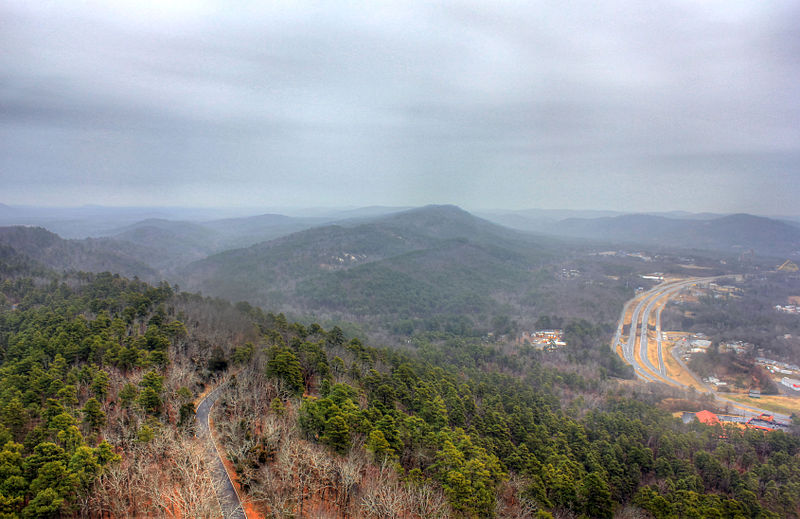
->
xmin=231 ymin=342 xmax=254 ymax=365
xmin=118 ymin=383 xmax=138 ymax=408
xmin=137 ymin=388 xmax=161 ymax=415
xmin=322 ymin=415 xmax=350 ymax=453
xmin=178 ymin=403 xmax=195 ymax=427
xmin=270 ymin=397 xmax=285 ymax=416
xmin=90 ymin=370 xmax=110 ymax=400
xmin=0 ymin=271 xmax=170 ymax=513
xmin=366 ymin=428 xmax=394 ymax=461
xmin=137 ymin=372 xmax=163 ymax=414
xmin=255 ymin=319 xmax=800 ymax=518
xmin=581 ymin=472 xmax=613 ymax=518
xmin=81 ymin=398 xmax=106 ymax=430
xmin=266 ymin=347 xmax=303 ymax=394
xmin=432 ymin=429 xmax=507 ymax=517
xmin=3 ymin=241 xmax=800 ymax=519
xmin=22 ymin=487 xmax=63 ymax=518
xmin=137 ymin=425 xmax=155 ymax=443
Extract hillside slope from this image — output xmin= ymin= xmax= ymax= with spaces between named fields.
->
xmin=179 ymin=205 xmax=554 ymax=326
xmin=101 ymin=213 xmax=327 ymax=269
xmin=551 ymin=213 xmax=800 ymax=256
xmin=0 ymin=226 xmax=158 ymax=280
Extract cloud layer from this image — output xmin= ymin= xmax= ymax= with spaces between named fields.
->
xmin=2 ymin=1 xmax=799 ymax=213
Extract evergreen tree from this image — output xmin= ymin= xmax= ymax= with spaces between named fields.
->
xmin=90 ymin=370 xmax=110 ymax=400
xmin=366 ymin=429 xmax=394 ymax=461
xmin=81 ymin=398 xmax=106 ymax=430
xmin=266 ymin=348 xmax=303 ymax=394
xmin=322 ymin=414 xmax=350 ymax=453
xmin=582 ymin=472 xmax=614 ymax=518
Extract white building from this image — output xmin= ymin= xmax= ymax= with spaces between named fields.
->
xmin=781 ymin=377 xmax=800 ymax=391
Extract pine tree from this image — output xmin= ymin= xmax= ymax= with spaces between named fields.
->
xmin=118 ymin=383 xmax=138 ymax=408
xmin=82 ymin=398 xmax=106 ymax=430
xmin=91 ymin=370 xmax=110 ymax=400
xmin=581 ymin=472 xmax=614 ymax=519
xmin=366 ymin=429 xmax=394 ymax=461
xmin=322 ymin=414 xmax=350 ymax=453
xmin=266 ymin=348 xmax=304 ymax=394
xmin=137 ymin=387 xmax=162 ymax=414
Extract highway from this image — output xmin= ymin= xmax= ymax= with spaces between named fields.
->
xmin=614 ymin=277 xmax=791 ymax=421
xmin=614 ymin=278 xmax=704 ymax=383
xmin=196 ymin=381 xmax=247 ymax=519
xmin=639 ymin=280 xmax=702 ymax=380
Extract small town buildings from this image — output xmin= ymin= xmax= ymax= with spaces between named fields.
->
xmin=558 ymin=268 xmax=581 ymax=280
xmin=694 ymin=410 xmax=720 ymax=426
xmin=703 ymin=376 xmax=727 ymax=387
xmin=684 ymin=410 xmax=790 ymax=432
xmin=781 ymin=377 xmax=800 ymax=391
xmin=719 ymin=341 xmax=753 ymax=355
xmin=690 ymin=339 xmax=712 ymax=352
xmin=708 ymin=283 xmax=742 ymax=296
xmin=755 ymin=357 xmax=800 ymax=374
xmin=520 ymin=329 xmax=567 ymax=350
xmin=746 ymin=414 xmax=788 ymax=432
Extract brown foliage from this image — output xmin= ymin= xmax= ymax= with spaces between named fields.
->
xmin=90 ymin=430 xmax=219 ymax=518
xmin=213 ymin=367 xmax=450 ymax=518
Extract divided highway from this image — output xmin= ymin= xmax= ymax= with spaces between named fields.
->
xmin=614 ymin=277 xmax=791 ymax=421
xmin=613 ymin=278 xmax=705 ymax=383
xmin=196 ymin=381 xmax=247 ymax=519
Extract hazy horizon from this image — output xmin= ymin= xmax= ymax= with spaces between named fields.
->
xmin=3 ymin=201 xmax=800 ymax=220
xmin=2 ymin=1 xmax=799 ymax=214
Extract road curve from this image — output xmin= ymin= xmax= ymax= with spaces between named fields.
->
xmin=196 ymin=381 xmax=247 ymax=519
xmin=613 ymin=277 xmax=791 ymax=421
xmin=639 ymin=280 xmax=701 ymax=380
xmin=617 ymin=278 xmax=712 ymax=384
xmin=614 ymin=292 xmax=656 ymax=382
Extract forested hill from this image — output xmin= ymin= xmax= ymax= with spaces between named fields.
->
xmin=0 ymin=226 xmax=157 ymax=280
xmin=101 ymin=213 xmax=327 ymax=269
xmin=550 ymin=213 xmax=800 ymax=256
xmin=178 ymin=205 xmax=556 ymax=329
xmin=1 ymin=255 xmax=799 ymax=517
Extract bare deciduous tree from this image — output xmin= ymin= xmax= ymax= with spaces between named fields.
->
xmin=360 ymin=461 xmax=408 ymax=519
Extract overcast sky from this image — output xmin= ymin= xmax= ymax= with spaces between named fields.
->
xmin=1 ymin=1 xmax=799 ymax=214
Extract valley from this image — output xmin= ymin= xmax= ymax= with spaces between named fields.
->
xmin=613 ymin=277 xmax=799 ymax=421
xmin=1 ymin=205 xmax=800 ymax=518
xmin=6 ymin=4 xmax=798 ymax=516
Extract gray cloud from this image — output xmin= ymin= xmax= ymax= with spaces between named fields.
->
xmin=1 ymin=0 xmax=799 ymax=213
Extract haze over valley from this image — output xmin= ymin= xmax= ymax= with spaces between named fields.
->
xmin=2 ymin=1 xmax=800 ymax=518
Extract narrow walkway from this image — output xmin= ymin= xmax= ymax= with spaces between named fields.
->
xmin=196 ymin=380 xmax=248 ymax=519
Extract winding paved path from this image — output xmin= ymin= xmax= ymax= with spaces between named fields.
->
xmin=196 ymin=381 xmax=247 ymax=519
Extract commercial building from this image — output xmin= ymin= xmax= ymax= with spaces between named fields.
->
xmin=781 ymin=377 xmax=800 ymax=391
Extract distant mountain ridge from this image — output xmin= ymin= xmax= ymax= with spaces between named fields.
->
xmin=178 ymin=205 xmax=551 ymax=323
xmin=550 ymin=213 xmax=800 ymax=256
xmin=0 ymin=226 xmax=157 ymax=279
xmin=171 ymin=206 xmax=800 ymax=326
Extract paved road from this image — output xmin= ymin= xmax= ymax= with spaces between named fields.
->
xmin=615 ymin=280 xmax=702 ymax=382
xmin=617 ymin=278 xmax=713 ymax=384
xmin=196 ymin=382 xmax=247 ymax=519
xmin=626 ymin=292 xmax=656 ymax=382
xmin=646 ymin=281 xmax=701 ymax=378
xmin=614 ymin=294 xmax=656 ymax=382
xmin=614 ymin=277 xmax=791 ymax=422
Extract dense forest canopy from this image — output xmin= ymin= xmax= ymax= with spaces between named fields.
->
xmin=0 ymin=247 xmax=799 ymax=517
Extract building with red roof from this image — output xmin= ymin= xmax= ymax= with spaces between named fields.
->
xmin=694 ymin=410 xmax=720 ymax=426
